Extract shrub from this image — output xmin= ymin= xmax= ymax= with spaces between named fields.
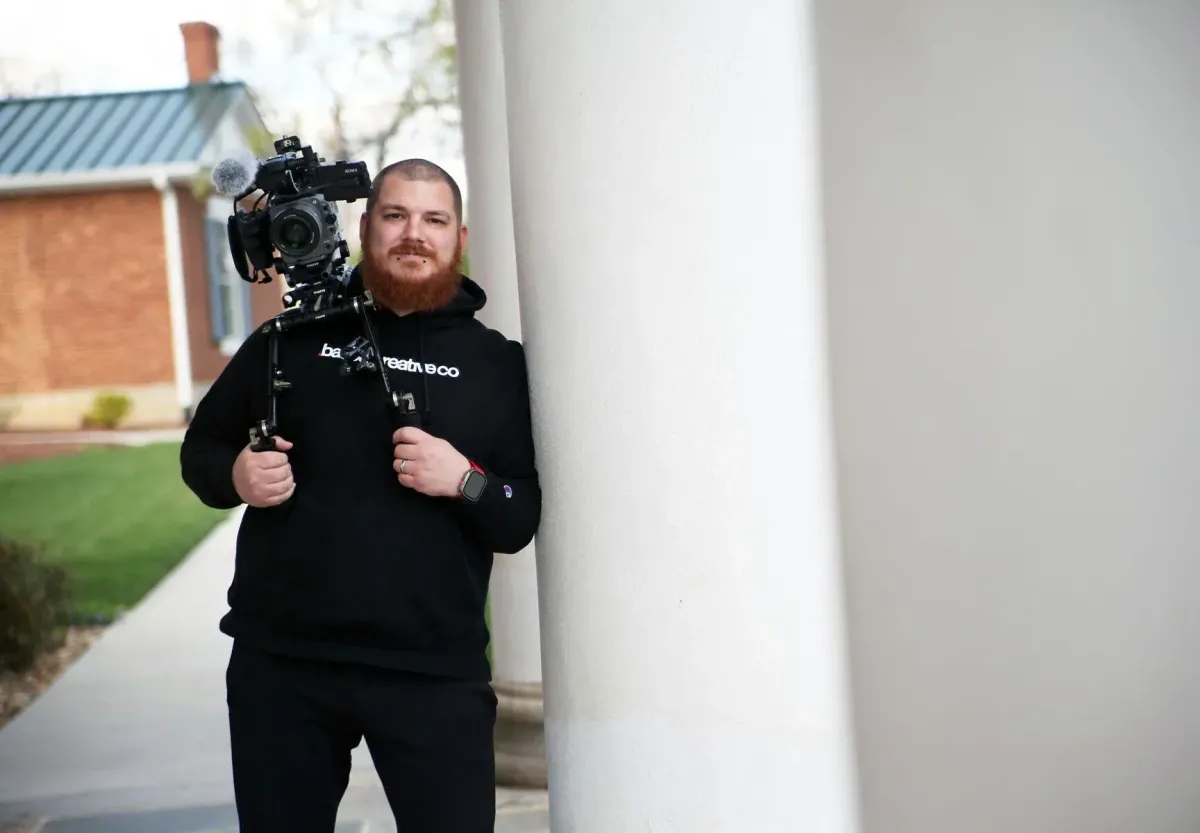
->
xmin=82 ymin=392 xmax=132 ymax=429
xmin=0 ymin=535 xmax=71 ymax=673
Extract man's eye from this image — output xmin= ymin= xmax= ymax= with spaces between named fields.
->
xmin=429 ymin=218 xmax=445 ymax=225
xmin=385 ymin=213 xmax=401 ymax=220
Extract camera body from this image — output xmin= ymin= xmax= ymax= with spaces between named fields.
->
xmin=227 ymin=135 xmax=371 ymax=314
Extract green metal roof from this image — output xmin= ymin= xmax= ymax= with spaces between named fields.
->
xmin=0 ymin=82 xmax=245 ymax=177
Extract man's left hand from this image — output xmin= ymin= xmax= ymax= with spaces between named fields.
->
xmin=392 ymin=426 xmax=470 ymax=498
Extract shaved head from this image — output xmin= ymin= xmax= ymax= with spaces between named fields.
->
xmin=366 ymin=158 xmax=462 ymax=224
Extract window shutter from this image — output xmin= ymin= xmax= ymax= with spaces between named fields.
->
xmin=204 ymin=218 xmax=228 ymax=342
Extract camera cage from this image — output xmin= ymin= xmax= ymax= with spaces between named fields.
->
xmin=220 ymin=135 xmax=420 ymax=460
xmin=224 ymin=134 xmax=369 ymax=314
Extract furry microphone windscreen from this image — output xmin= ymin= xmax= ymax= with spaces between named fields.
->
xmin=211 ymin=151 xmax=260 ymax=197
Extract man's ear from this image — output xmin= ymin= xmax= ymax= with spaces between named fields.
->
xmin=459 ymin=223 xmax=468 ymax=251
xmin=359 ymin=211 xmax=368 ymax=243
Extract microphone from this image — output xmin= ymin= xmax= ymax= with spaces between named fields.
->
xmin=211 ymin=150 xmax=260 ymax=198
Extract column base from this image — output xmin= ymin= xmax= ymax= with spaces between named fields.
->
xmin=493 ymin=680 xmax=546 ymax=787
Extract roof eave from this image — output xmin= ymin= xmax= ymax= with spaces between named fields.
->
xmin=0 ymin=162 xmax=203 ymax=198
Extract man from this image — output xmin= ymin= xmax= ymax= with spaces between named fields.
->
xmin=180 ymin=159 xmax=541 ymax=833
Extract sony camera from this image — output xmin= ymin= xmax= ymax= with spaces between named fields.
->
xmin=211 ymin=137 xmax=421 ymax=457
xmin=223 ymin=135 xmax=371 ymax=314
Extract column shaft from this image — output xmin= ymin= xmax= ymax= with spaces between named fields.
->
xmin=498 ymin=1 xmax=860 ymax=829
xmin=453 ymin=0 xmax=547 ymax=788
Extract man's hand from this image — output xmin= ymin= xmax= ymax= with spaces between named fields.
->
xmin=393 ymin=427 xmax=470 ymax=498
xmin=232 ymin=437 xmax=295 ymax=507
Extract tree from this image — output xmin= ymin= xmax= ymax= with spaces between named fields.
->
xmin=233 ymin=0 xmax=459 ymax=174
xmin=354 ymin=0 xmax=458 ymax=173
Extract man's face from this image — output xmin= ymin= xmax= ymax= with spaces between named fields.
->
xmin=358 ymin=174 xmax=467 ymax=313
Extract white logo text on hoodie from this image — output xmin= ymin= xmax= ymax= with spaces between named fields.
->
xmin=318 ymin=343 xmax=461 ymax=378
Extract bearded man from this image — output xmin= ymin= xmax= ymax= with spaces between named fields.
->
xmin=180 ymin=159 xmax=541 ymax=833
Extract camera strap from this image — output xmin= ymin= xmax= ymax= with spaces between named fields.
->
xmin=248 ymin=290 xmax=420 ymax=454
xmin=355 ymin=295 xmax=422 ymax=430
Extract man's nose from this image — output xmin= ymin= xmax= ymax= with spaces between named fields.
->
xmin=401 ymin=215 xmax=423 ymax=238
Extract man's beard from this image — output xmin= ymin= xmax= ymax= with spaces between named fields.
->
xmin=360 ymin=238 xmax=463 ymax=314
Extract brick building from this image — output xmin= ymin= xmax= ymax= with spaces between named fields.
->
xmin=0 ymin=22 xmax=280 ymax=430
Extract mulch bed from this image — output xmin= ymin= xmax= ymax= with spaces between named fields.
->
xmin=0 ymin=626 xmax=106 ymax=731
xmin=0 ymin=443 xmax=111 ymax=467
xmin=0 ymin=443 xmax=112 ymax=729
xmin=0 ymin=435 xmax=143 ymax=732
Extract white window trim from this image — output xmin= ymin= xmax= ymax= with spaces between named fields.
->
xmin=207 ymin=196 xmax=252 ymax=356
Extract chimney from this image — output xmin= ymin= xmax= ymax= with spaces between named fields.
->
xmin=180 ymin=21 xmax=220 ymax=84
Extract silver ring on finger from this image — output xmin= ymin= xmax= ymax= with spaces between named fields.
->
xmin=399 ymin=459 xmax=408 ymax=474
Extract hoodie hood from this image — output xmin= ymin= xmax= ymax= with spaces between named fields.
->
xmin=341 ymin=263 xmax=488 ymax=427
xmin=341 ymin=264 xmax=487 ymax=324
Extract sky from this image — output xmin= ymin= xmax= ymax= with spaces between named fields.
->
xmin=0 ymin=0 xmax=466 ymax=189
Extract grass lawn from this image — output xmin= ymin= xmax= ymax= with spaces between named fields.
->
xmin=0 ymin=442 xmax=229 ymax=622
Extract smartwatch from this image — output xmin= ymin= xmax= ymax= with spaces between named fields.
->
xmin=458 ymin=460 xmax=487 ymax=502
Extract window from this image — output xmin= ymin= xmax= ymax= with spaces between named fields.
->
xmin=204 ymin=215 xmax=252 ymax=355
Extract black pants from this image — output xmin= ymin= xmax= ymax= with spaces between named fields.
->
xmin=226 ymin=640 xmax=497 ymax=832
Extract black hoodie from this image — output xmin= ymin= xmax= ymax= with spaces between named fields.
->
xmin=180 ymin=271 xmax=540 ymax=681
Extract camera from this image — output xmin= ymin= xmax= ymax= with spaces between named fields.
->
xmin=224 ymin=135 xmax=371 ymax=314
xmin=212 ymin=136 xmax=421 ymax=461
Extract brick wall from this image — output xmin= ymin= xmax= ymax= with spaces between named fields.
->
xmin=180 ymin=190 xmax=284 ymax=386
xmin=177 ymin=187 xmax=231 ymax=385
xmin=249 ymin=270 xmax=285 ymax=330
xmin=0 ymin=189 xmax=174 ymax=395
xmin=0 ymin=185 xmax=286 ymax=394
xmin=1 ymin=185 xmax=292 ymax=430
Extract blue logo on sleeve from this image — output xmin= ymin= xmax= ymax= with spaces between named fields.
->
xmin=504 ymin=485 xmax=513 ymax=498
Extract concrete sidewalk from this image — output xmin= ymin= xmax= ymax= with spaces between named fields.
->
xmin=0 ymin=507 xmax=549 ymax=832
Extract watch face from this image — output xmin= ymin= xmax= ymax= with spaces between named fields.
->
xmin=462 ymin=470 xmax=487 ymax=502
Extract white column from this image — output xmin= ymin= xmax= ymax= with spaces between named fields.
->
xmin=154 ymin=176 xmax=194 ymax=421
xmin=499 ymin=2 xmax=859 ymax=830
xmin=452 ymin=0 xmax=547 ymax=787
xmin=817 ymin=3 xmax=1200 ymax=832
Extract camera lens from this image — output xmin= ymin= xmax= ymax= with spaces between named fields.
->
xmin=277 ymin=216 xmax=314 ymax=251
xmin=268 ymin=197 xmax=331 ymax=265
